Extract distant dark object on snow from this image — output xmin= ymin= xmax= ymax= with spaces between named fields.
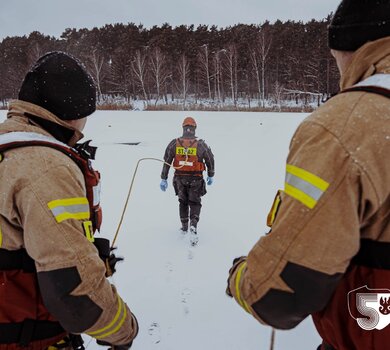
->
xmin=115 ymin=142 xmax=141 ymax=146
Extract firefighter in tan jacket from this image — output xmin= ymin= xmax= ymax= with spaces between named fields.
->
xmin=0 ymin=52 xmax=137 ymax=350
xmin=227 ymin=1 xmax=390 ymax=350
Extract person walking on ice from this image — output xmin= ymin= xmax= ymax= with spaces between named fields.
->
xmin=160 ymin=117 xmax=215 ymax=245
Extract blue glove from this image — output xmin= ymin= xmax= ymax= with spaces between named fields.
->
xmin=207 ymin=177 xmax=214 ymax=186
xmin=160 ymin=179 xmax=168 ymax=192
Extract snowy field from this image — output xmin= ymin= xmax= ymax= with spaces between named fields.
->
xmin=0 ymin=110 xmax=322 ymax=350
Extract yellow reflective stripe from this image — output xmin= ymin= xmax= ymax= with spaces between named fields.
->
xmin=54 ymin=212 xmax=89 ymax=223
xmin=235 ymin=262 xmax=251 ymax=314
xmin=48 ymin=197 xmax=88 ymax=209
xmin=267 ymin=190 xmax=282 ymax=227
xmin=95 ymin=304 xmax=127 ymax=339
xmin=48 ymin=197 xmax=90 ymax=223
xmin=286 ymin=165 xmax=329 ymax=192
xmin=88 ymin=294 xmax=123 ymax=337
xmin=285 ymin=165 xmax=329 ymax=209
xmin=0 ymin=225 xmax=2 ymax=248
xmin=285 ymin=183 xmax=317 ymax=209
xmin=83 ymin=221 xmax=94 ymax=242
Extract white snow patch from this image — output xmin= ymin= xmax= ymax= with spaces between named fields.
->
xmin=0 ymin=110 xmax=321 ymax=350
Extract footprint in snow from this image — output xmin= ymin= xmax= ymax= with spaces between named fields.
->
xmin=165 ymin=261 xmax=173 ymax=272
xmin=165 ymin=262 xmax=173 ymax=282
xmin=181 ymin=288 xmax=191 ymax=315
xmin=148 ymin=322 xmax=161 ymax=345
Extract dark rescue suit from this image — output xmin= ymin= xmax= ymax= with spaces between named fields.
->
xmin=161 ymin=137 xmax=214 ymax=227
xmin=0 ymin=134 xmax=101 ymax=350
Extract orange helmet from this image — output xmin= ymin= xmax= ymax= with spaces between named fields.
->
xmin=182 ymin=117 xmax=197 ymax=128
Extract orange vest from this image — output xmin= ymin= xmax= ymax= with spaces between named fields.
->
xmin=173 ymin=138 xmax=205 ymax=176
xmin=0 ymin=135 xmax=102 ymax=349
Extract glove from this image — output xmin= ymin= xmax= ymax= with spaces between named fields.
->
xmin=207 ymin=176 xmax=214 ymax=186
xmin=96 ymin=340 xmax=133 ymax=350
xmin=226 ymin=256 xmax=247 ymax=297
xmin=160 ymin=179 xmax=168 ymax=191
xmin=94 ymin=238 xmax=124 ymax=277
xmin=106 ymin=247 xmax=124 ymax=276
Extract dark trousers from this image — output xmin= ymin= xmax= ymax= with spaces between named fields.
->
xmin=173 ymin=176 xmax=206 ymax=227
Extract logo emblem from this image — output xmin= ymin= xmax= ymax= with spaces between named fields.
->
xmin=348 ymin=285 xmax=390 ymax=330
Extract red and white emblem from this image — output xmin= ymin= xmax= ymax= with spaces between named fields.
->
xmin=348 ymin=285 xmax=390 ymax=330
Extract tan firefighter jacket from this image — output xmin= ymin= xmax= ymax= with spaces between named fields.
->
xmin=0 ymin=100 xmax=137 ymax=346
xmin=228 ymin=37 xmax=390 ymax=350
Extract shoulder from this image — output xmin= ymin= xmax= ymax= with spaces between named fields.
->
xmin=197 ymin=139 xmax=212 ymax=151
xmin=2 ymin=145 xmax=83 ymax=186
xmin=166 ymin=139 xmax=177 ymax=150
xmin=306 ymin=90 xmax=388 ymax=140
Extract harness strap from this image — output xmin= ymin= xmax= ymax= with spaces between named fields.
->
xmin=0 ymin=319 xmax=65 ymax=345
xmin=340 ymin=74 xmax=390 ymax=99
xmin=0 ymin=248 xmax=35 ymax=272
xmin=177 ymin=138 xmax=197 ymax=149
xmin=341 ymin=85 xmax=390 ymax=98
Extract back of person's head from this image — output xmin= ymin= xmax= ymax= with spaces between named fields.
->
xmin=328 ymin=0 xmax=390 ymax=51
xmin=19 ymin=51 xmax=96 ymax=120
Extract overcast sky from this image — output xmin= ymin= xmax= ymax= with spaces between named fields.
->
xmin=0 ymin=0 xmax=341 ymax=40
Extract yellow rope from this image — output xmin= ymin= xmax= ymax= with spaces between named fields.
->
xmin=111 ymin=154 xmax=188 ymax=248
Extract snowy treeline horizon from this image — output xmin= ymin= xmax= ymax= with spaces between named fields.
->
xmin=0 ymin=17 xmax=340 ymax=111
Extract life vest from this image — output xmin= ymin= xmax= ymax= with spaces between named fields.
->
xmin=0 ymin=132 xmax=102 ymax=233
xmin=0 ymin=132 xmax=102 ymax=350
xmin=173 ymin=138 xmax=205 ymax=176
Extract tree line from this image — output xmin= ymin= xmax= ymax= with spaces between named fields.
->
xmin=0 ymin=18 xmax=340 ymax=110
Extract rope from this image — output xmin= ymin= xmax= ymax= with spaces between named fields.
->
xmin=110 ymin=154 xmax=188 ymax=248
xmin=269 ymin=328 xmax=275 ymax=350
xmin=107 ymin=148 xmax=278 ymax=350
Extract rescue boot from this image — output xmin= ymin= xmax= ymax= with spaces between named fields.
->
xmin=190 ymin=225 xmax=198 ymax=246
xmin=180 ymin=217 xmax=189 ymax=233
xmin=190 ymin=215 xmax=199 ymax=230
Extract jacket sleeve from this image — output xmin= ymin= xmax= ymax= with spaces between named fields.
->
xmin=199 ymin=140 xmax=215 ymax=177
xmin=17 ymin=158 xmax=137 ymax=345
xmin=161 ymin=139 xmax=176 ymax=180
xmin=228 ymin=120 xmax=364 ymax=329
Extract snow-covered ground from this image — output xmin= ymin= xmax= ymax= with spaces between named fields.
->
xmin=0 ymin=110 xmax=322 ymax=350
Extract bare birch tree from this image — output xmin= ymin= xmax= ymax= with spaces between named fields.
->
xmin=149 ymin=47 xmax=169 ymax=106
xmin=211 ymin=50 xmax=224 ymax=104
xmin=176 ymin=54 xmax=190 ymax=109
xmin=131 ymin=49 xmax=149 ymax=102
xmin=250 ymin=31 xmax=272 ymax=107
xmin=273 ymin=80 xmax=284 ymax=111
xmin=87 ymin=50 xmax=107 ymax=101
xmin=222 ymin=45 xmax=238 ymax=106
xmin=197 ymin=44 xmax=212 ymax=100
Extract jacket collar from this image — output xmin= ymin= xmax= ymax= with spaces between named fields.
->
xmin=340 ymin=36 xmax=390 ymax=90
xmin=7 ymin=100 xmax=84 ymax=147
